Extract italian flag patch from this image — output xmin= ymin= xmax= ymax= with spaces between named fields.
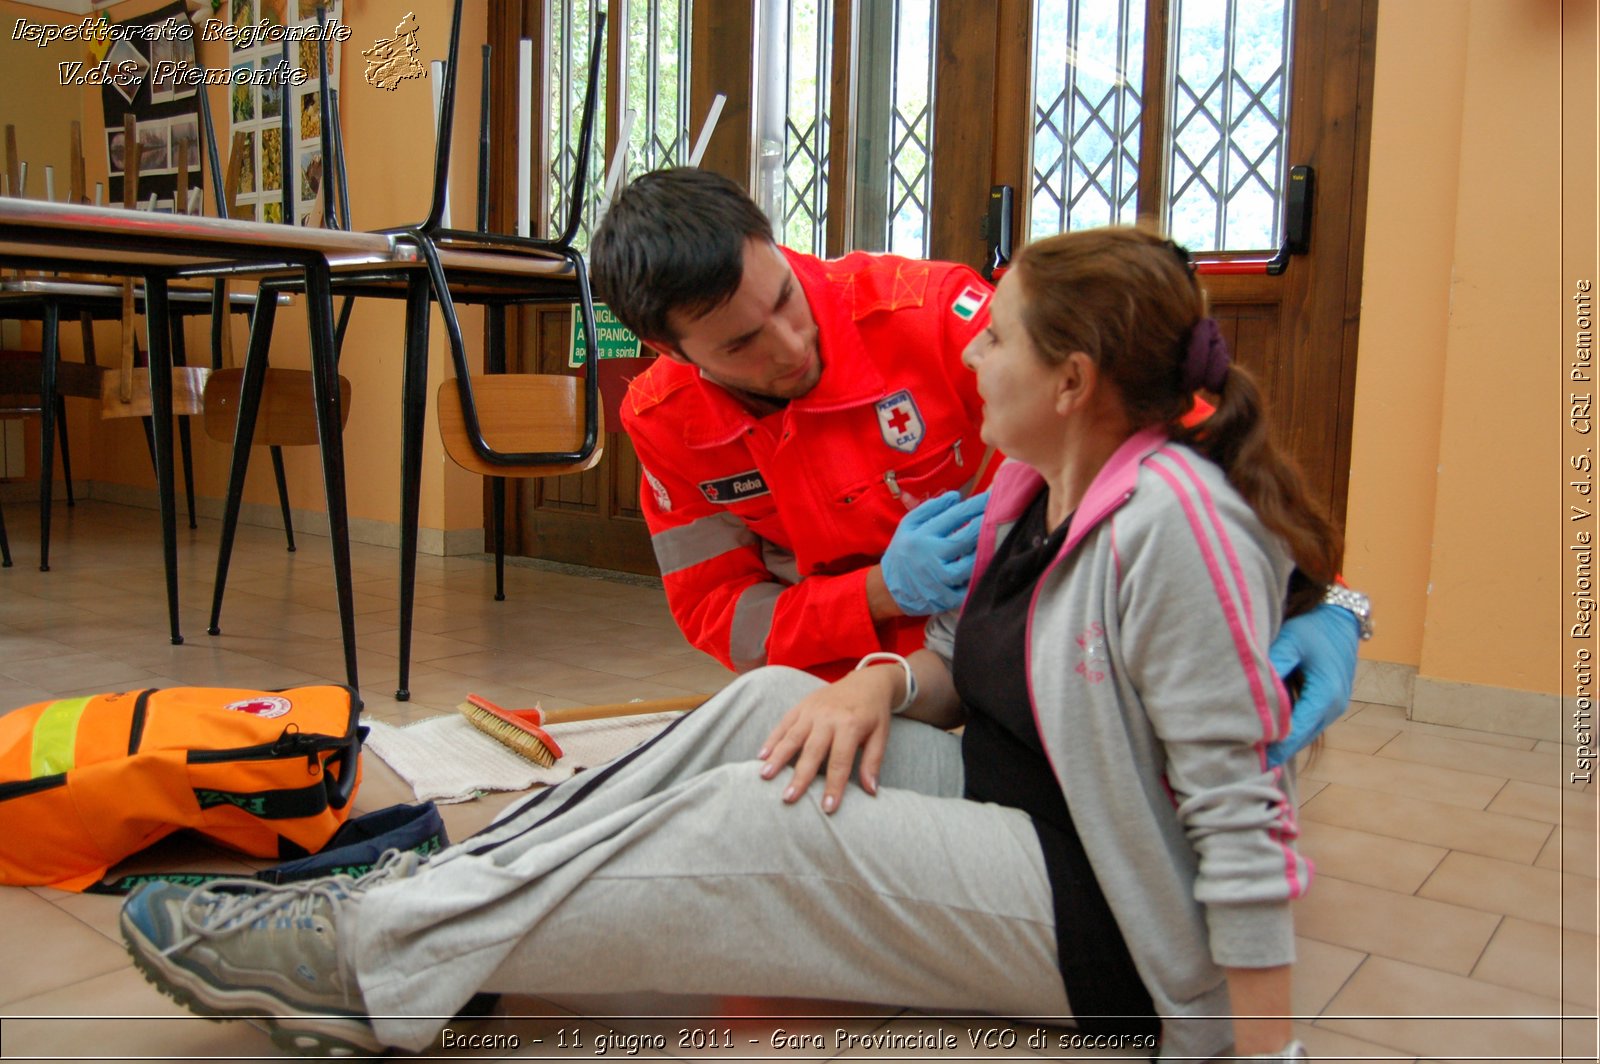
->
xmin=951 ymin=285 xmax=989 ymax=321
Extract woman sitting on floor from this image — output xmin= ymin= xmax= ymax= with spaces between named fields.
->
xmin=120 ymin=226 xmax=1338 ymax=1062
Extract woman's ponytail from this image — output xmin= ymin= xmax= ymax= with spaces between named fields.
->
xmin=1175 ymin=358 xmax=1341 ymax=617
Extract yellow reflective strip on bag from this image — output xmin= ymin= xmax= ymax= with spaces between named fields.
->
xmin=30 ymin=697 xmax=92 ymax=777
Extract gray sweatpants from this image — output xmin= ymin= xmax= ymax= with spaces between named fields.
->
xmin=351 ymin=666 xmax=1072 ymax=1051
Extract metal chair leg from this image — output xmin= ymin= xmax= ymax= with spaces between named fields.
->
xmin=270 ymin=446 xmax=296 ymax=552
xmin=303 ymin=260 xmax=359 ymax=692
xmin=209 ymin=290 xmax=279 ymax=636
xmin=395 ymin=273 xmax=431 ymax=701
xmin=55 ymin=396 xmax=74 ymax=508
xmin=171 ymin=318 xmax=197 ymax=530
xmin=0 ymin=496 xmax=12 ymax=568
xmin=492 ymin=479 xmax=506 ymax=602
xmin=178 ymin=417 xmax=197 ymax=530
xmin=37 ymin=302 xmax=58 ymax=571
xmin=143 ymin=275 xmax=183 ymax=646
xmin=486 ymin=303 xmax=507 ymax=602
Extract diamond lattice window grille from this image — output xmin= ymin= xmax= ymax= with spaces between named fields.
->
xmin=548 ymin=0 xmax=608 ymax=250
xmin=884 ymin=0 xmax=934 ymax=256
xmin=1030 ymin=0 xmax=1145 ymax=240
xmin=624 ymin=0 xmax=692 ymax=181
xmin=783 ymin=114 xmax=828 ymax=253
xmin=1167 ymin=0 xmax=1292 ymax=252
xmin=780 ymin=0 xmax=832 ymax=255
xmin=754 ymin=0 xmax=833 ymax=255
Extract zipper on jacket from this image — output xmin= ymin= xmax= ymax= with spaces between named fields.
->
xmin=126 ymin=690 xmax=157 ymax=755
xmin=882 ymin=439 xmax=964 ymax=501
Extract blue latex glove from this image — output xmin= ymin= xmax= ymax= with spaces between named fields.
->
xmin=1267 ymin=602 xmax=1360 ymax=766
xmin=880 ymin=490 xmax=990 ymax=615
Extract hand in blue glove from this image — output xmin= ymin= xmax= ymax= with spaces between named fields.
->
xmin=1266 ymin=602 xmax=1360 ymax=767
xmin=880 ymin=490 xmax=990 ymax=615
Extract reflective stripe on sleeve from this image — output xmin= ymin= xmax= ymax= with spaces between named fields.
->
xmin=651 ymin=513 xmax=758 ymax=575
xmin=729 ymin=583 xmax=782 ymax=672
xmin=30 ymin=697 xmax=92 ymax=778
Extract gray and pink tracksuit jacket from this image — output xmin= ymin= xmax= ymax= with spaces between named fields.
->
xmin=925 ymin=427 xmax=1312 ymax=1059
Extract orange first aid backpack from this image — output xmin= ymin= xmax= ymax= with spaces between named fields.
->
xmin=0 ymin=685 xmax=363 ymax=891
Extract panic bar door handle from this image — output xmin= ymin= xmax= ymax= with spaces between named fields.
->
xmin=983 ymin=184 xmax=1013 ymax=281
xmin=1194 ymin=165 xmax=1314 ymax=277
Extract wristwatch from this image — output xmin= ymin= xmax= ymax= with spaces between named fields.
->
xmin=1324 ymin=585 xmax=1373 ymax=641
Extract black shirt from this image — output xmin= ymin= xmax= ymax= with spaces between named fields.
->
xmin=952 ymin=488 xmax=1159 ymax=1035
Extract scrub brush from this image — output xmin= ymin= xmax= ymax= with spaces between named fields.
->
xmin=457 ymin=693 xmax=707 ymax=767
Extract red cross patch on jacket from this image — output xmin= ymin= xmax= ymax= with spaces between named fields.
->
xmin=876 ymin=390 xmax=925 ymax=453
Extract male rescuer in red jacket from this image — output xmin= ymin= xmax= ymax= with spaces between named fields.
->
xmin=591 ymin=168 xmax=1365 ymax=766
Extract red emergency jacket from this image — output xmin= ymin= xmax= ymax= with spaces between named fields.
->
xmin=621 ymin=249 xmax=998 ymax=678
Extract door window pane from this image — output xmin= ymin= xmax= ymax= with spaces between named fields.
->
xmin=1030 ymin=0 xmax=1145 ymax=239
xmin=547 ymin=0 xmax=607 ymax=248
xmin=1028 ymin=0 xmax=1293 ymax=252
xmin=622 ymin=0 xmax=693 ymax=179
xmin=1167 ymin=0 xmax=1293 ymax=251
xmin=755 ymin=0 xmax=833 ymax=256
xmin=851 ymin=0 xmax=934 ymax=256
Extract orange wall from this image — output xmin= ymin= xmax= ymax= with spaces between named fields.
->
xmin=1346 ymin=0 xmax=1596 ymax=701
xmin=1341 ymin=0 xmax=1467 ymax=671
xmin=0 ymin=0 xmax=77 ymax=199
xmin=1 ymin=0 xmax=490 ymax=539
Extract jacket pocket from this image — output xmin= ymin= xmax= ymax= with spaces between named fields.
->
xmin=835 ymin=436 xmax=973 ymax=510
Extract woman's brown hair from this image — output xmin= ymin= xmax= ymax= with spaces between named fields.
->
xmin=1010 ymin=225 xmax=1341 ymax=615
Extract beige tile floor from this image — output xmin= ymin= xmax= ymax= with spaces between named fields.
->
xmin=0 ymin=499 xmax=1595 ymax=1062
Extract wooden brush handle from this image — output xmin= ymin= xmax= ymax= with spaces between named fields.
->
xmin=539 ymin=695 xmax=707 ymax=726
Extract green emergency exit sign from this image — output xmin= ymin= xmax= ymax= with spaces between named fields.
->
xmin=568 ymin=303 xmax=643 ymax=367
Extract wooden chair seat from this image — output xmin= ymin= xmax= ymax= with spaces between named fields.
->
xmin=100 ymin=366 xmax=210 ymax=419
xmin=203 ymin=367 xmax=352 ymax=447
xmin=436 ymin=375 xmax=603 ymax=479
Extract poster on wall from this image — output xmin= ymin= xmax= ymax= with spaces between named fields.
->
xmin=101 ymin=1 xmax=201 ymax=211
xmin=224 ymin=0 xmax=344 ymax=225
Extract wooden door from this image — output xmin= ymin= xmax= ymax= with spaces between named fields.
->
xmin=1200 ymin=0 xmax=1377 ymax=527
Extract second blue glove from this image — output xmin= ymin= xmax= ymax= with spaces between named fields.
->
xmin=1266 ymin=601 xmax=1360 ymax=767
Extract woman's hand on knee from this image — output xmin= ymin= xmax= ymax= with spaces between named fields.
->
xmin=756 ymin=668 xmax=896 ymax=814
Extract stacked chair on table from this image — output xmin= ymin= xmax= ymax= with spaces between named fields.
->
xmin=205 ymin=0 xmax=607 ymax=701
xmin=398 ymin=0 xmax=607 ymax=698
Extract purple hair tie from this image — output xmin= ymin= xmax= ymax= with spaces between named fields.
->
xmin=1181 ymin=317 xmax=1230 ymax=393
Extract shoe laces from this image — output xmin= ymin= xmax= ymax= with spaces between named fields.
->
xmin=162 ymin=848 xmax=420 ymax=959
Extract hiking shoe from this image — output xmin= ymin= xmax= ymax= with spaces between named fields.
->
xmin=119 ymin=849 xmax=421 ymax=1057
